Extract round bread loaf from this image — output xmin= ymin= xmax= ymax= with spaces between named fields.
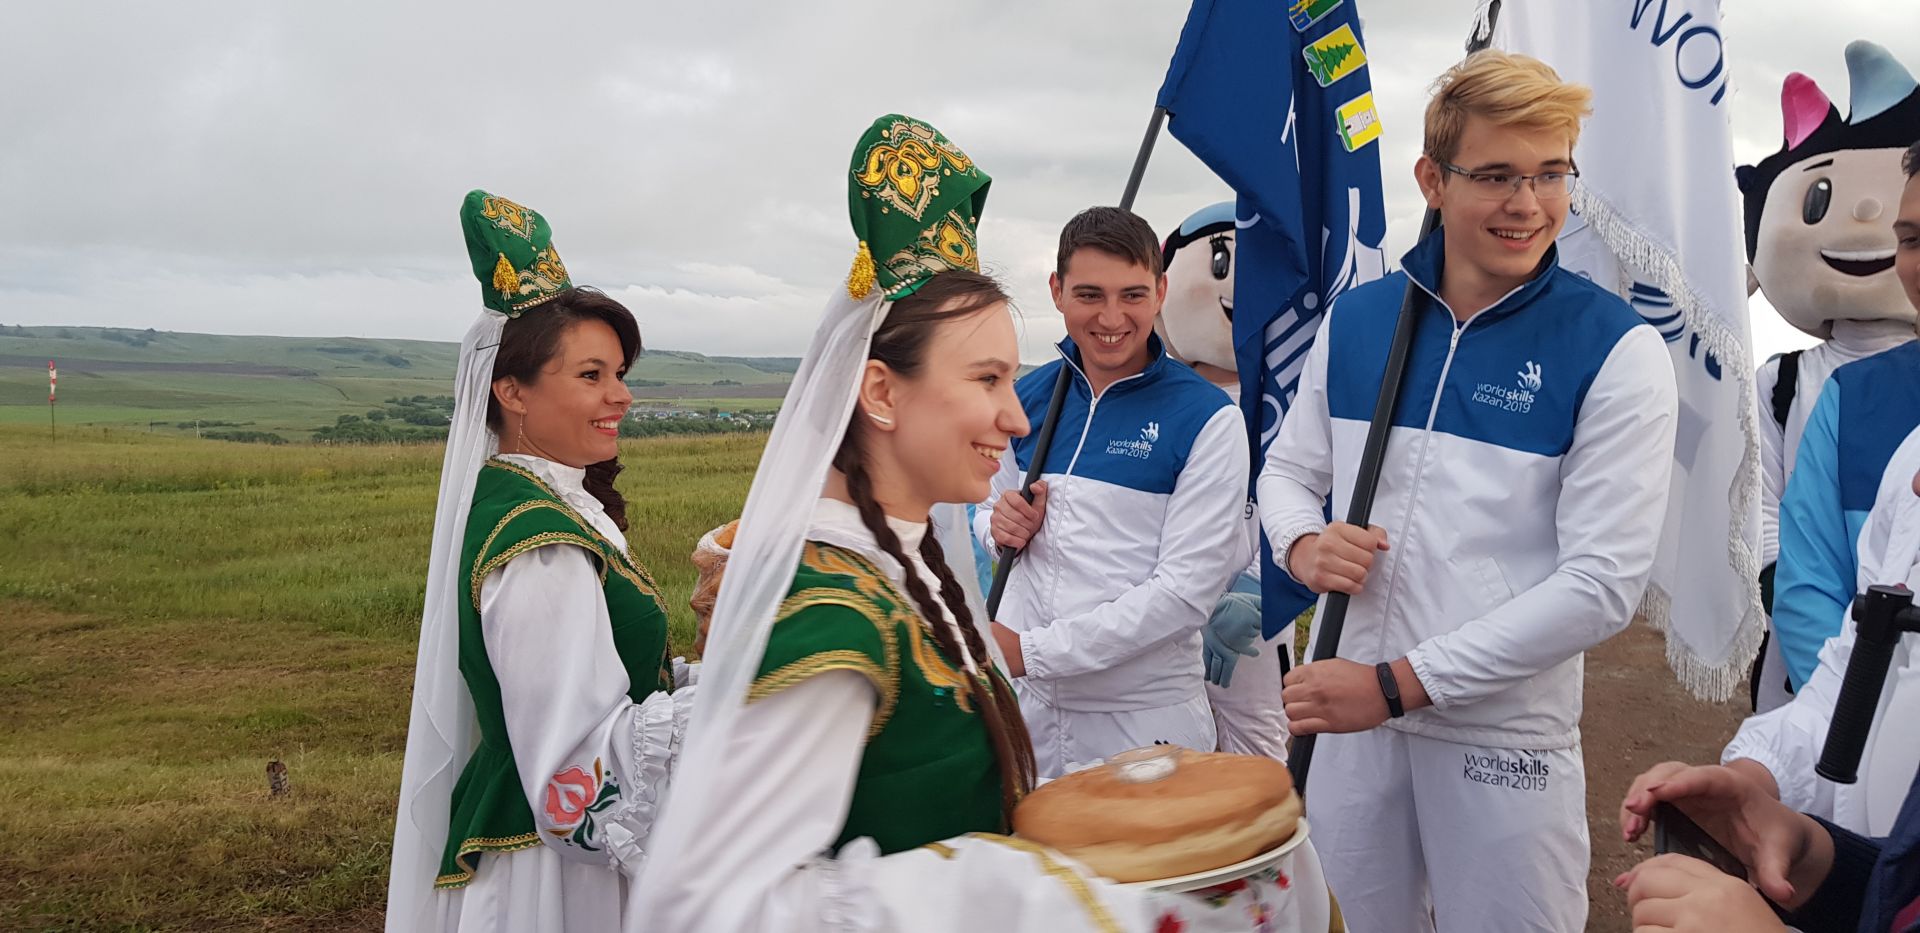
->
xmin=1012 ymin=748 xmax=1300 ymax=883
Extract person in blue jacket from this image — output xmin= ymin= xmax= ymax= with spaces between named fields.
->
xmin=1258 ymin=51 xmax=1679 ymax=931
xmin=975 ymin=206 xmax=1251 ymax=779
xmin=1774 ymin=139 xmax=1920 ymax=690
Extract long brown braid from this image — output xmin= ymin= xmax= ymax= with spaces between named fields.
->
xmin=830 ymin=268 xmax=1038 ymax=824
xmin=915 ymin=516 xmax=1039 ymax=804
xmin=834 ymin=452 xmax=1037 ymax=821
xmin=582 ymin=457 xmax=630 ymax=532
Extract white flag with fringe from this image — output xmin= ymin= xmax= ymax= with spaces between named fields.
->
xmin=1493 ymin=0 xmax=1763 ymax=700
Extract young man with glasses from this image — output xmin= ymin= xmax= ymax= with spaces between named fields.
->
xmin=1257 ymin=51 xmax=1679 ymax=931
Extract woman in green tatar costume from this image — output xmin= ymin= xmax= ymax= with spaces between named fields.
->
xmin=386 ymin=191 xmax=696 ymax=932
xmin=633 ymin=115 xmax=1295 ymax=933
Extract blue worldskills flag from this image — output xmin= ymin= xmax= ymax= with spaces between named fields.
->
xmin=1156 ymin=0 xmax=1388 ymax=638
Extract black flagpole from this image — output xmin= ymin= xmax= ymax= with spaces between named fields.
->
xmin=1289 ymin=1 xmax=1501 ymax=797
xmin=985 ymin=106 xmax=1167 ymax=618
xmin=1286 ymin=209 xmax=1435 ymax=795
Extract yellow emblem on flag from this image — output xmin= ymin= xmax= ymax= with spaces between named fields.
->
xmin=1303 ymin=24 xmax=1366 ymax=88
xmin=1336 ymin=92 xmax=1383 ymax=151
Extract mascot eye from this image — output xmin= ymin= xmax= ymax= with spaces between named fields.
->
xmin=1210 ymin=237 xmax=1232 ymax=280
xmin=1803 ymin=178 xmax=1831 ymax=225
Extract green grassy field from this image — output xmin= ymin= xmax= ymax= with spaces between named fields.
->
xmin=0 ymin=368 xmax=453 ymax=438
xmin=0 ymin=426 xmax=763 ymax=930
xmin=0 ymin=326 xmax=791 ymax=440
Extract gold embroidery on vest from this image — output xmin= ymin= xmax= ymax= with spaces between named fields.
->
xmin=965 ymin=834 xmax=1121 ymax=932
xmin=470 ymin=530 xmax=603 ymax=610
xmin=754 ymin=587 xmax=904 ymax=737
xmin=434 ymin=831 xmax=544 ymax=889
xmin=802 ymin=543 xmax=974 ymax=711
xmin=480 ymin=460 xmax=663 ymax=603
xmin=750 ymin=650 xmax=889 ymax=731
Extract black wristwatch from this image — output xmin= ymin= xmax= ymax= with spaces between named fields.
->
xmin=1375 ymin=661 xmax=1404 ymax=719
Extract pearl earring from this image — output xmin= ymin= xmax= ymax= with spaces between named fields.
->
xmin=867 ymin=412 xmax=894 ymax=426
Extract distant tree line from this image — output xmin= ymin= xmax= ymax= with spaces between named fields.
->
xmin=205 ymin=430 xmax=288 ymax=445
xmin=315 ymin=345 xmax=412 ymax=368
xmin=313 ymin=415 xmax=445 ymax=444
xmin=618 ymin=417 xmax=769 ymax=438
xmin=709 ymin=355 xmax=801 ymax=375
xmin=311 ymin=396 xmax=455 ymax=444
xmin=101 ymin=328 xmax=161 ymax=348
xmin=303 ymin=395 xmax=772 ymax=444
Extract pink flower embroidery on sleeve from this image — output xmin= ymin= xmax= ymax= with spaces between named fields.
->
xmin=542 ymin=758 xmax=622 ymax=851
xmin=546 ymin=765 xmax=597 ymax=830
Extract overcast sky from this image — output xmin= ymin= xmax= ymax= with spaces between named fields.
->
xmin=4 ymin=1 xmax=1915 ymax=362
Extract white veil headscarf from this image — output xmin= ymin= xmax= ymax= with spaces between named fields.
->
xmin=633 ymin=115 xmax=998 ymax=928
xmin=385 ymin=308 xmax=504 ymax=930
xmin=386 ymin=189 xmax=582 ymax=929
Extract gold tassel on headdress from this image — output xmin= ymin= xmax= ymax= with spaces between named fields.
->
xmin=492 ymin=253 xmax=519 ymax=297
xmin=846 ymin=241 xmax=876 ymax=299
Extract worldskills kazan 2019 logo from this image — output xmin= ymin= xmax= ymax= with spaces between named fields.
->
xmin=1107 ymin=422 xmax=1158 ymax=460
xmin=1472 ymin=361 xmax=1542 ymax=414
xmin=1463 ymin=750 xmax=1551 ymax=793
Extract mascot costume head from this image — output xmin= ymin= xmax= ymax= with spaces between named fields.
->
xmin=1738 ymin=41 xmax=1920 ymax=339
xmin=1157 ymin=202 xmax=1240 ymax=387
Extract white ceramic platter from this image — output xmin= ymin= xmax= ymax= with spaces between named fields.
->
xmin=1120 ymin=818 xmax=1311 ymax=894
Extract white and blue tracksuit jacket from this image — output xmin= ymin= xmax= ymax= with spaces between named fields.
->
xmin=1259 ymin=234 xmax=1677 ymax=750
xmin=975 ymin=335 xmax=1250 ymax=715
xmin=1774 ymin=341 xmax=1920 ymax=689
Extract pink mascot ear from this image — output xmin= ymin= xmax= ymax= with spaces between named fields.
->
xmin=1781 ymin=72 xmax=1832 ymax=149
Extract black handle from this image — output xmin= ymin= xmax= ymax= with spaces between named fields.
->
xmin=985 ymin=365 xmax=1072 ymax=617
xmin=1287 ymin=209 xmax=1436 ymax=796
xmin=1816 ymin=585 xmax=1915 ymax=784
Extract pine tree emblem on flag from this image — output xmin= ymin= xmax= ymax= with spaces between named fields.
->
xmin=1288 ymin=0 xmax=1343 ymax=32
xmin=1336 ymin=92 xmax=1382 ymax=151
xmin=1303 ymin=24 xmax=1366 ymax=87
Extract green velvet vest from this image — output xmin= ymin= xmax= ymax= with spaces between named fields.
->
xmin=436 ymin=459 xmax=672 ymax=888
xmin=752 ymin=542 xmax=1005 ymax=854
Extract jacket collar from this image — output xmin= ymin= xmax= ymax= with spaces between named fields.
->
xmin=1398 ymin=226 xmax=1561 ymax=325
xmin=1055 ymin=332 xmax=1170 ymax=396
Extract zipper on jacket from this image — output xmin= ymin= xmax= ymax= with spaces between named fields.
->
xmin=1056 ymin=348 xmax=1149 ymax=477
xmin=1038 ymin=347 xmax=1153 ymax=630
xmin=1374 ymin=288 xmax=1508 ymax=652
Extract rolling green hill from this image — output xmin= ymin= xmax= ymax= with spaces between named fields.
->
xmin=0 ymin=325 xmax=790 ymax=438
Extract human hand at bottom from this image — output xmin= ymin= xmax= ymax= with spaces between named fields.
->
xmin=1617 ymin=763 xmax=1831 ymax=908
xmin=990 ymin=622 xmax=1025 ymax=678
xmin=1616 ymin=853 xmax=1786 ymax=932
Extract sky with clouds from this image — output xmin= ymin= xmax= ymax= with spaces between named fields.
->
xmin=4 ymin=1 xmax=1916 ymax=362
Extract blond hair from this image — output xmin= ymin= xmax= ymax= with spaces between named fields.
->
xmin=1423 ymin=50 xmax=1593 ymax=163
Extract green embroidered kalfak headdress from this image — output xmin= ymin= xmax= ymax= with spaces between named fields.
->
xmin=845 ymin=115 xmax=991 ymax=301
xmin=460 ymin=190 xmax=573 ymax=316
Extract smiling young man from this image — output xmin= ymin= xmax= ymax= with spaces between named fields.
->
xmin=973 ymin=206 xmax=1251 ymax=779
xmin=1257 ymin=52 xmax=1678 ymax=931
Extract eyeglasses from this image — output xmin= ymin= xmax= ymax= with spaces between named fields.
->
xmin=1436 ymin=160 xmax=1580 ymax=201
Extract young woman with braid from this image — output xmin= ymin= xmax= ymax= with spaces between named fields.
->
xmin=637 ymin=114 xmax=1321 ymax=933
